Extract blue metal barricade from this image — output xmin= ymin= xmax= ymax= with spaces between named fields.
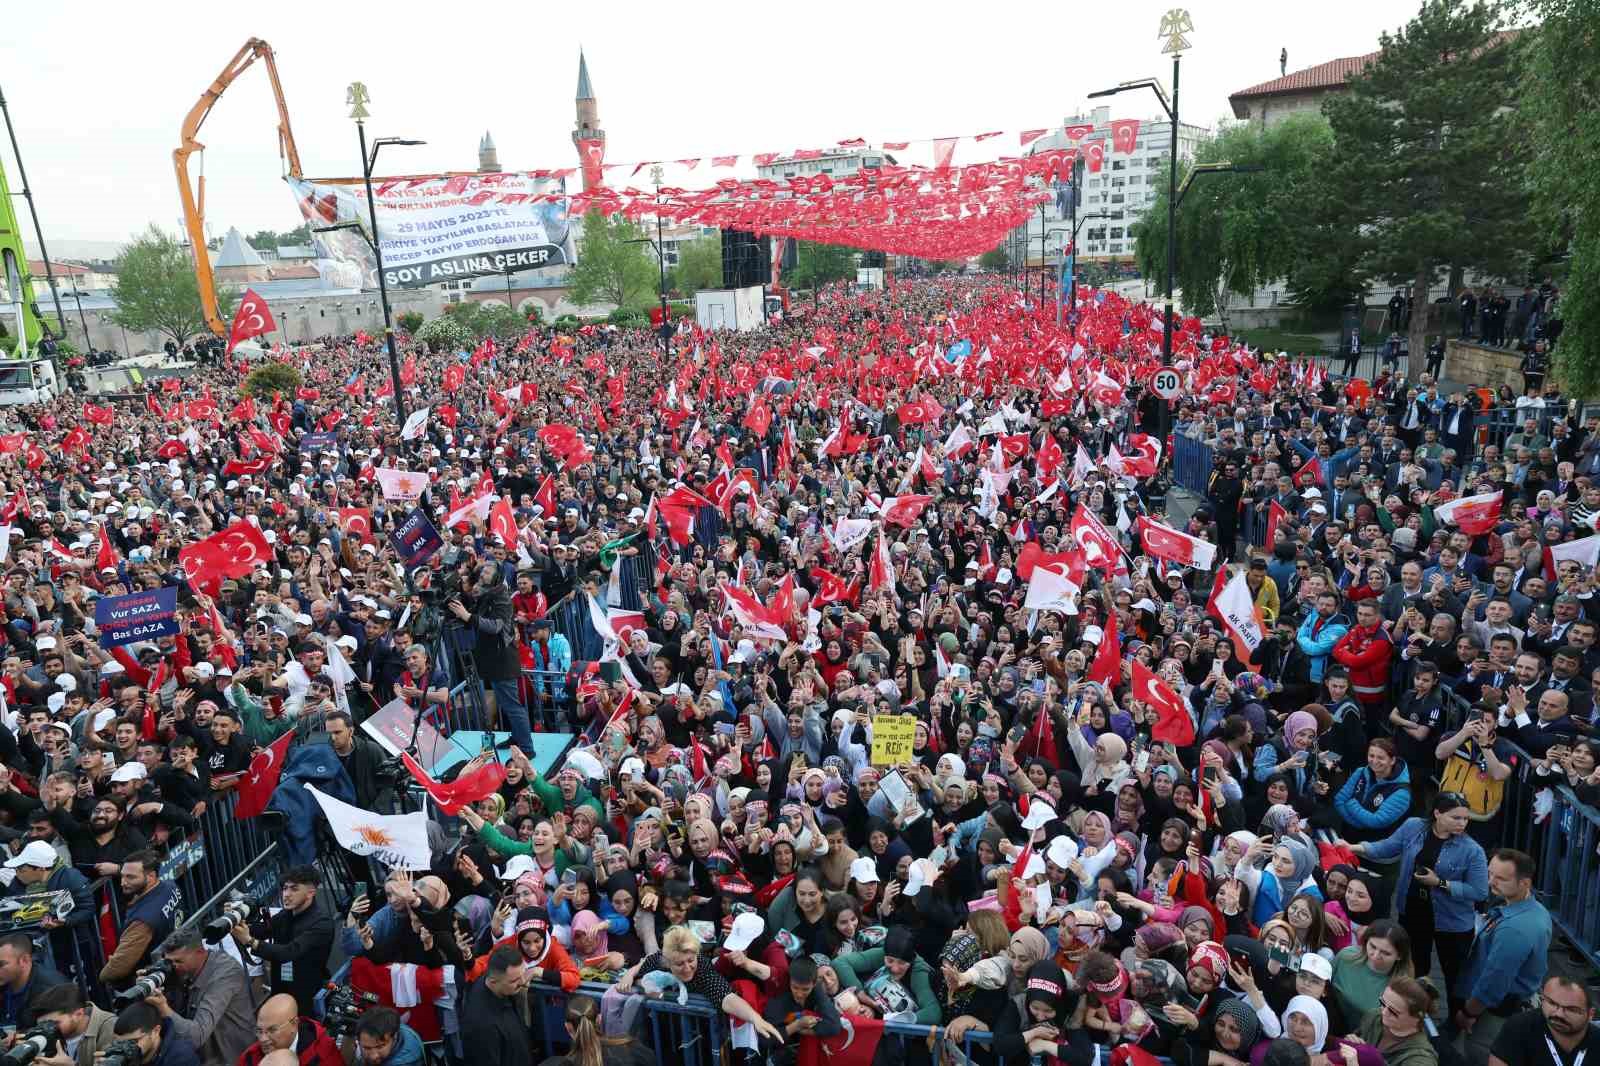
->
xmin=1171 ymin=435 xmax=1214 ymax=495
xmin=1538 ymin=785 xmax=1600 ymax=971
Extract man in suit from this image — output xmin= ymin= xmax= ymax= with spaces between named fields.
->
xmin=1441 ymin=394 xmax=1477 ymax=458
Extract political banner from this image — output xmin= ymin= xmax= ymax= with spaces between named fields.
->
xmin=389 ymin=507 xmax=443 ymax=568
xmin=94 ymin=587 xmax=179 ymax=648
xmin=297 ymin=431 xmax=340 ymax=453
xmin=289 ymin=172 xmax=576 ymax=290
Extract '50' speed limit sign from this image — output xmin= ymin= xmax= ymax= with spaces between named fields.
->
xmin=1151 ymin=368 xmax=1182 ymax=399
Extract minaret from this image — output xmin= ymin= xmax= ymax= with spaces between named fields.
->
xmin=572 ymin=50 xmax=605 ymax=192
xmin=478 ymin=130 xmax=499 ymax=173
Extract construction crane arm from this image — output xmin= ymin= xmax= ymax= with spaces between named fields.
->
xmin=173 ymin=38 xmax=302 ymax=336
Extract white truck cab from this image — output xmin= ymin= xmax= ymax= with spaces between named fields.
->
xmin=0 ymin=359 xmax=61 ymax=406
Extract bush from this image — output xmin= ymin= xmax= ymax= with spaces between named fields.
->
xmin=242 ymin=361 xmax=303 ymax=398
xmin=607 ymin=308 xmax=647 ymax=327
xmin=415 ymin=316 xmax=473 ymax=354
xmin=396 ymin=310 xmax=424 ymax=334
xmin=553 ymin=314 xmax=582 ymax=331
xmin=521 ymin=302 xmax=544 ymax=323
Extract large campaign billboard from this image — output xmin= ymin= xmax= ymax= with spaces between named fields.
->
xmin=289 ymin=172 xmax=576 ymax=290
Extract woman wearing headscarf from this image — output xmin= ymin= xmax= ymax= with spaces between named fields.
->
xmin=830 ymin=926 xmax=942 ymax=1024
xmin=600 ymin=870 xmax=645 ymax=963
xmin=1171 ymin=995 xmax=1266 ymax=1066
xmin=1239 ymin=837 xmax=1322 ymax=928
xmin=1252 ymin=710 xmax=1322 ymax=803
xmin=990 ymin=959 xmax=1097 ymax=1066
xmin=943 ymin=925 xmax=1050 ymax=1057
xmin=1067 ymin=727 xmax=1132 ymax=805
xmin=1248 ymin=996 xmax=1328 ymax=1066
xmin=1323 ymin=868 xmax=1384 ymax=952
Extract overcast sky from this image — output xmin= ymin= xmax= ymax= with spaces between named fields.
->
xmin=7 ymin=0 xmax=1416 ymax=250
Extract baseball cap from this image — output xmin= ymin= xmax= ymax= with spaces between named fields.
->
xmin=848 ymin=857 xmax=881 ymax=885
xmin=111 ymin=762 xmax=148 ymax=783
xmin=723 ymin=912 xmax=765 ymax=952
xmin=6 ymin=841 xmax=58 ymax=869
xmin=1299 ymin=954 xmax=1333 ymax=981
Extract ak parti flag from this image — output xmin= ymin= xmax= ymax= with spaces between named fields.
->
xmin=235 ymin=731 xmax=294 ymax=819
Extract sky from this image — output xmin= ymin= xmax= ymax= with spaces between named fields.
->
xmin=5 ymin=0 xmax=1417 ymax=252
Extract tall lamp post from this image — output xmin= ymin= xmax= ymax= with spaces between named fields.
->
xmin=1067 ymin=210 xmax=1113 ymax=315
xmin=652 ymin=165 xmax=669 ymax=347
xmin=345 ymin=82 xmax=424 ymax=428
xmin=1090 ymin=9 xmax=1192 ymax=441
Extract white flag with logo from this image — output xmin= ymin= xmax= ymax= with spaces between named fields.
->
xmin=306 ymin=785 xmax=431 ymax=869
xmin=829 ymin=517 xmax=874 ymax=553
xmin=1023 ymin=564 xmax=1080 ymax=615
xmin=375 ymin=467 xmax=430 ymax=502
xmin=1210 ymin=569 xmax=1265 ymax=658
xmin=400 ymin=408 xmax=430 ymax=441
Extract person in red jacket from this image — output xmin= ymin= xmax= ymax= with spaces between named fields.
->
xmin=464 ymin=907 xmax=581 ymax=991
xmin=236 ymin=994 xmax=342 ymax=1066
xmin=1330 ymin=599 xmax=1394 ymax=713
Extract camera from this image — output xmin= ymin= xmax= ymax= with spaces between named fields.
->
xmin=113 ymin=959 xmax=175 ymax=1004
xmin=203 ymin=900 xmax=253 ymax=944
xmin=322 ymin=984 xmax=380 ymax=1040
xmin=2 ymin=1022 xmax=60 ymax=1066
xmin=98 ymin=1039 xmax=144 ymax=1066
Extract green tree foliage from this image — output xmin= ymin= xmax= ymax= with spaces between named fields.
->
xmin=1521 ymin=0 xmax=1600 ymax=398
xmin=979 ymin=247 xmax=1009 ymax=271
xmin=1134 ymin=113 xmax=1335 ymax=327
xmin=246 ymin=224 xmax=313 ymax=251
xmin=1320 ymin=0 xmax=1530 ymax=356
xmin=671 ymin=235 xmax=723 ymax=295
xmin=110 ymin=225 xmax=225 ymax=348
xmin=787 ymin=242 xmax=856 ymax=289
xmin=415 ymin=316 xmax=472 ymax=354
xmin=565 ymin=211 xmax=657 ymax=309
xmin=396 ymin=310 xmax=424 ymax=334
xmin=242 ymin=361 xmax=302 ymax=399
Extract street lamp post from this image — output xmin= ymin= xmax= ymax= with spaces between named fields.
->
xmin=1066 ymin=209 xmax=1113 ymax=316
xmin=346 ymin=81 xmax=424 ymax=429
xmin=652 ymin=165 xmax=669 ymax=349
xmin=66 ymin=287 xmax=89 ymax=349
xmin=1090 ymin=8 xmax=1192 ymax=442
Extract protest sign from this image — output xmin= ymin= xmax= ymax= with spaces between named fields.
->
xmin=389 ymin=507 xmax=443 ymax=568
xmin=94 ymin=587 xmax=179 ymax=648
xmin=871 ymin=715 xmax=917 ymax=766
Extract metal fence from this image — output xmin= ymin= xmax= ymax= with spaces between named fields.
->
xmin=1172 ymin=434 xmax=1214 ymax=495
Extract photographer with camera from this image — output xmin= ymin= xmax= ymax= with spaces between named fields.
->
xmin=29 ymin=984 xmax=115 ymax=1066
xmin=237 ymin=995 xmax=340 ymax=1066
xmin=142 ymin=930 xmax=253 ymax=1066
xmin=230 ymin=867 xmax=332 ymax=1017
xmin=350 ymin=1009 xmax=423 ymax=1066
xmin=102 ymin=1002 xmax=199 ymax=1066
xmin=99 ymin=852 xmax=180 ymax=988
xmin=444 ymin=562 xmax=533 ymax=752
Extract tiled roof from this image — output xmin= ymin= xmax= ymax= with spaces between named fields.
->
xmin=1230 ymin=51 xmax=1379 ymax=101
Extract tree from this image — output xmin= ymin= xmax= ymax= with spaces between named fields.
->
xmin=243 ymin=361 xmax=302 ymax=398
xmin=672 ymin=235 xmax=723 ymax=294
xmin=1319 ymin=0 xmax=1530 ymax=358
xmin=110 ymin=225 xmax=223 ymax=348
xmin=246 ymin=224 xmax=313 ymax=251
xmin=787 ymin=241 xmax=856 ymax=290
xmin=565 ymin=211 xmax=657 ymax=309
xmin=415 ymin=316 xmax=472 ymax=354
xmin=1522 ymin=0 xmax=1600 ymax=397
xmin=1134 ymin=113 xmax=1336 ymax=330
xmin=396 ymin=310 xmax=424 ymax=334
xmin=979 ymin=247 xmax=1009 ymax=271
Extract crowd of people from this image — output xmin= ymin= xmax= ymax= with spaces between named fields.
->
xmin=0 ymin=274 xmax=1594 ymax=1066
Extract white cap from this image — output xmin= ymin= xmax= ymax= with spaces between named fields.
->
xmin=1081 ymin=626 xmax=1104 ymax=645
xmin=191 ymin=662 xmax=215 ymax=680
xmin=729 ymin=639 xmax=757 ymax=665
xmin=1046 ymin=836 xmax=1080 ymax=870
xmin=1299 ymin=953 xmax=1333 ymax=981
xmin=1301 ymin=488 xmax=1322 ymax=498
xmin=723 ymin=912 xmax=765 ymax=952
xmin=903 ymin=857 xmax=939 ymax=897
xmin=994 ymin=567 xmax=1014 ymax=585
xmin=5 ymin=841 xmax=58 ymax=869
xmin=497 ymin=854 xmax=539 ymax=881
xmin=110 ymin=762 xmax=148 ymax=783
xmin=335 ymin=635 xmax=359 ymax=650
xmin=93 ymin=708 xmax=117 ymax=731
xmin=35 ymin=636 xmax=57 ymax=651
xmin=55 ymin=674 xmax=77 ymax=693
xmin=848 ymin=857 xmax=881 ymax=884
xmin=1133 ymin=598 xmax=1160 ymax=613
xmin=46 ymin=692 xmax=66 ymax=713
xmin=1021 ymin=799 xmax=1057 ymax=831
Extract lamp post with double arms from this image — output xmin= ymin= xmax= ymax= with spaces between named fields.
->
xmin=346 ymin=82 xmax=424 ymax=427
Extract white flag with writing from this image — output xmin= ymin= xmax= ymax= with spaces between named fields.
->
xmin=306 ymin=785 xmax=431 ymax=869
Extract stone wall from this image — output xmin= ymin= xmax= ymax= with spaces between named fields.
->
xmin=1444 ymin=339 xmax=1523 ymax=390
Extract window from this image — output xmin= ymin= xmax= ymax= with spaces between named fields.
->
xmin=1110 ymin=228 xmax=1124 ymax=239
xmin=1110 ymin=243 xmax=1124 ymax=253
xmin=1087 ymin=227 xmax=1107 ymax=241
xmin=1111 ymin=160 xmax=1125 ymax=171
xmin=1127 ymin=175 xmax=1142 ymax=185
xmin=1111 ymin=195 xmax=1124 ymax=204
xmin=1111 ymin=178 xmax=1125 ymax=188
xmin=1147 ymin=156 xmax=1163 ymax=168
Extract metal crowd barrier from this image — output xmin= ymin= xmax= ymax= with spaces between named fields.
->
xmin=1171 ymin=435 xmax=1214 ymax=495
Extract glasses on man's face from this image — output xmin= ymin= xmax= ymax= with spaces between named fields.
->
xmin=255 ymin=1020 xmax=290 ymax=1038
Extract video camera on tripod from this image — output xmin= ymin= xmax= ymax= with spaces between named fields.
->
xmin=321 ymin=983 xmax=381 ymax=1039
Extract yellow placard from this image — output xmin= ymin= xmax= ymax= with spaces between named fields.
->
xmin=871 ymin=715 xmax=917 ymax=766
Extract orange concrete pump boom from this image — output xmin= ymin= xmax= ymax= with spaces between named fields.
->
xmin=174 ymin=38 xmax=303 ymax=335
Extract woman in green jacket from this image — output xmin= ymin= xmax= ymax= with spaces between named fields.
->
xmin=829 ymin=927 xmax=942 ymax=1025
xmin=459 ymin=806 xmax=582 ymax=905
xmin=1349 ymin=977 xmax=1438 ymax=1066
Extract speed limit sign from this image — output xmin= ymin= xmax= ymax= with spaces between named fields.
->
xmin=1151 ymin=368 xmax=1182 ymax=399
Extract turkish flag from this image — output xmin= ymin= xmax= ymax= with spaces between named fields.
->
xmin=399 ymin=752 xmax=507 ymax=816
xmin=533 ymin=474 xmax=558 ymax=516
xmin=1015 ymin=542 xmax=1084 ymax=584
xmin=1088 ymin=370 xmax=1124 ymax=408
xmin=1036 ymin=433 xmax=1065 ymax=480
xmin=878 ymin=494 xmax=933 ymax=527
xmin=1132 ymin=659 xmax=1195 ymax=746
xmin=1087 ymin=609 xmax=1121 ymax=686
xmin=442 ymin=365 xmax=466 ymax=393
xmin=222 ymin=456 xmax=272 ymax=477
xmin=226 ymin=289 xmax=277 ymax=353
xmin=95 ymin=523 xmax=120 ymax=575
xmin=657 ymin=485 xmax=718 ymax=546
xmin=145 ymin=393 xmax=165 ymax=419
xmin=1085 ymin=140 xmax=1106 ymax=173
xmin=235 ymin=731 xmax=294 ymax=819
xmin=82 ymin=403 xmax=114 ymax=426
xmin=999 ymin=433 xmax=1033 ymax=462
xmin=1109 ymin=118 xmax=1142 ymax=154
xmin=1292 ymin=456 xmax=1323 ymax=489
xmin=61 ymin=426 xmax=91 ymax=453
xmin=1137 ymin=515 xmax=1217 ymax=569
xmin=795 ymin=1016 xmax=884 ymax=1066
xmin=1071 ymin=505 xmax=1123 ymax=572
xmin=186 ymin=399 xmax=218 ymax=422
xmin=1124 ymin=433 xmax=1162 ymax=477
xmin=295 ymin=386 xmax=320 ymax=402
xmin=338 ymin=507 xmax=374 ymax=544
xmin=161 ymin=378 xmax=182 ymax=394
xmin=343 ymin=375 xmax=365 ymax=397
xmin=1064 ymin=124 xmax=1095 ymax=142
xmin=1433 ymin=490 xmax=1504 ymax=536
xmin=0 ymin=433 xmax=24 ymax=454
xmin=1041 ymin=397 xmax=1074 ymax=417
xmin=810 ymin=567 xmax=860 ymax=608
xmin=400 ymin=354 xmax=418 ymax=387
xmin=488 ymin=496 xmax=518 ymax=547
xmin=269 ymin=411 xmax=291 ymax=438
xmin=1265 ymin=500 xmax=1291 ymax=549
xmin=896 ymin=400 xmax=941 ymax=425
xmin=156 ymin=439 xmax=186 ymax=460
xmin=248 ymin=427 xmax=281 ymax=455
xmin=231 ymin=396 xmax=256 ymax=423
xmin=869 ymin=529 xmax=895 ymax=592
xmin=742 ymin=400 xmax=772 ymax=438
